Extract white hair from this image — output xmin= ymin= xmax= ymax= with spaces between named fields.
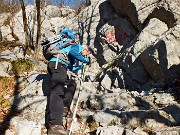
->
xmin=82 ymin=45 xmax=89 ymax=51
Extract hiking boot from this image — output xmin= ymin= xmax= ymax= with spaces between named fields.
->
xmin=47 ymin=125 xmax=68 ymax=135
xmin=45 ymin=123 xmax=50 ymax=129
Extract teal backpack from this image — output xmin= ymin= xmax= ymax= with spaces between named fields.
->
xmin=41 ymin=28 xmax=76 ymax=61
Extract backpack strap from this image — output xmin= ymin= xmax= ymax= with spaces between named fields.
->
xmin=54 ymin=41 xmax=78 ymax=69
xmin=61 ymin=41 xmax=78 ymax=49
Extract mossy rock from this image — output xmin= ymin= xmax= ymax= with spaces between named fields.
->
xmin=107 ymin=119 xmax=118 ymax=126
xmin=11 ymin=58 xmax=35 ymax=75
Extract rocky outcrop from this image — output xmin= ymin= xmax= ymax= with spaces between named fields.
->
xmin=140 ymin=25 xmax=180 ymax=83
xmin=92 ymin=0 xmax=180 ymax=90
xmin=108 ymin=0 xmax=178 ymax=29
xmin=0 ymin=5 xmax=75 ymax=43
xmin=75 ymin=0 xmax=178 ymax=91
xmin=59 ymin=0 xmax=180 ymax=91
xmin=44 ymin=5 xmax=75 ymax=19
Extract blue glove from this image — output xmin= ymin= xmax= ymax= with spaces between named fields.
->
xmin=72 ymin=64 xmax=84 ymax=71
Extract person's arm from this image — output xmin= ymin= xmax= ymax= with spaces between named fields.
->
xmin=69 ymin=45 xmax=89 ymax=63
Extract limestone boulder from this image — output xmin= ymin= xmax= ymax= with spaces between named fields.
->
xmin=108 ymin=0 xmax=179 ymax=29
xmin=140 ymin=25 xmax=180 ymax=83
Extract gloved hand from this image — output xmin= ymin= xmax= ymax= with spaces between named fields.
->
xmin=41 ymin=38 xmax=49 ymax=45
xmin=80 ymin=64 xmax=84 ymax=69
xmin=71 ymin=65 xmax=84 ymax=71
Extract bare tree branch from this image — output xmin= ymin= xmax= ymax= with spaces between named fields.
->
xmin=34 ymin=0 xmax=41 ymax=59
xmin=20 ymin=0 xmax=29 ymax=56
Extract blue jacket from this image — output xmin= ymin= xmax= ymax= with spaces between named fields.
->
xmin=49 ymin=43 xmax=89 ymax=71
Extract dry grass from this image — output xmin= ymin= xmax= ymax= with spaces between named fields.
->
xmin=0 ymin=76 xmax=15 ymax=125
xmin=0 ymin=40 xmax=22 ymax=53
xmin=0 ymin=76 xmax=15 ymax=98
xmin=0 ymin=1 xmax=20 ymax=14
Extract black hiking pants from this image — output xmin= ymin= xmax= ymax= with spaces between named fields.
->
xmin=46 ymin=62 xmax=76 ymax=126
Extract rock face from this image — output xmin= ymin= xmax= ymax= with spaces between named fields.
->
xmin=59 ymin=0 xmax=180 ymax=90
xmin=108 ymin=0 xmax=179 ymax=29
xmin=103 ymin=0 xmax=180 ymax=89
xmin=95 ymin=0 xmax=180 ymax=90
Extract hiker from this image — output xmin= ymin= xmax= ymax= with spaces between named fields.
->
xmin=46 ymin=28 xmax=91 ymax=135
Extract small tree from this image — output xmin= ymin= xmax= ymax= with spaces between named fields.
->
xmin=20 ymin=0 xmax=29 ymax=56
xmin=30 ymin=0 xmax=36 ymax=48
xmin=34 ymin=0 xmax=41 ymax=59
xmin=86 ymin=0 xmax=91 ymax=6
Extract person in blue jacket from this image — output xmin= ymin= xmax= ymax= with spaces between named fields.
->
xmin=46 ymin=28 xmax=91 ymax=135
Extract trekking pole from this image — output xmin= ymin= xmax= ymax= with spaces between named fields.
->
xmin=69 ymin=64 xmax=86 ymax=135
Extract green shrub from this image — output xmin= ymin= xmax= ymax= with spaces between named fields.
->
xmin=107 ymin=119 xmax=117 ymax=126
xmin=11 ymin=58 xmax=34 ymax=75
xmin=0 ymin=97 xmax=10 ymax=108
xmin=88 ymin=121 xmax=98 ymax=132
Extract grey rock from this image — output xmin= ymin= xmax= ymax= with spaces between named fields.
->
xmin=44 ymin=5 xmax=62 ymax=18
xmin=0 ymin=70 xmax=10 ymax=77
xmin=93 ymin=110 xmax=121 ymax=126
xmin=96 ymin=126 xmax=124 ymax=135
xmin=9 ymin=117 xmax=41 ymax=135
xmin=77 ymin=109 xmax=95 ymax=122
xmin=76 ymin=82 xmax=99 ymax=101
xmin=134 ymin=127 xmax=148 ymax=135
xmin=101 ymin=73 xmax=112 ymax=90
xmin=16 ymin=120 xmax=41 ymax=135
xmin=119 ymin=106 xmax=180 ymax=129
xmin=87 ymin=92 xmax=140 ymax=111
xmin=5 ymin=129 xmax=15 ymax=135
xmin=125 ymin=129 xmax=138 ymax=135
xmin=0 ymin=50 xmax=17 ymax=60
xmin=34 ymin=61 xmax=47 ymax=72
xmin=13 ymin=46 xmax=25 ymax=59
xmin=155 ymin=126 xmax=180 ymax=135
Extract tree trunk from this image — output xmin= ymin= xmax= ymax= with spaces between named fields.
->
xmin=10 ymin=17 xmax=19 ymax=41
xmin=86 ymin=0 xmax=91 ymax=6
xmin=20 ymin=0 xmax=29 ymax=56
xmin=31 ymin=0 xmax=36 ymax=49
xmin=34 ymin=0 xmax=41 ymax=59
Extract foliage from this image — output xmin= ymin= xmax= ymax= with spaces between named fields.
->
xmin=107 ymin=119 xmax=117 ymax=126
xmin=87 ymin=120 xmax=98 ymax=132
xmin=11 ymin=58 xmax=34 ymax=75
xmin=0 ymin=97 xmax=10 ymax=108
